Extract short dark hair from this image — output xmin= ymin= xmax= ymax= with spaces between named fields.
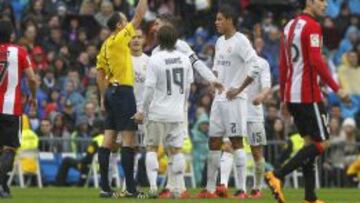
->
xmin=218 ymin=4 xmax=238 ymax=26
xmin=298 ymin=0 xmax=307 ymax=10
xmin=156 ymin=14 xmax=178 ymax=27
xmin=107 ymin=13 xmax=123 ymax=32
xmin=0 ymin=20 xmax=13 ymax=43
xmin=157 ymin=25 xmax=177 ymax=51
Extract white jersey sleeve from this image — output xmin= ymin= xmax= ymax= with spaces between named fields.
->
xmin=260 ymin=58 xmax=271 ymax=90
xmin=230 ymin=34 xmax=260 ymax=88
xmin=155 ymin=40 xmax=216 ymax=82
xmin=247 ymin=57 xmax=272 ymax=122
xmin=145 ymin=58 xmax=158 ymax=88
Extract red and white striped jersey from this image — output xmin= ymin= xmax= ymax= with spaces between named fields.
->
xmin=279 ymin=14 xmax=339 ymax=103
xmin=0 ymin=44 xmax=31 ymax=116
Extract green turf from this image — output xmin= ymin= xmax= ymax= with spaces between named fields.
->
xmin=1 ymin=188 xmax=360 ymax=203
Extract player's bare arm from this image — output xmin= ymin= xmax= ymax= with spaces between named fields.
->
xmin=96 ymin=69 xmax=108 ymax=112
xmin=24 ymin=65 xmax=37 ymax=108
xmin=130 ymin=0 xmax=148 ymax=28
xmin=252 ymin=87 xmax=272 ymax=105
xmin=226 ymin=76 xmax=254 ymax=100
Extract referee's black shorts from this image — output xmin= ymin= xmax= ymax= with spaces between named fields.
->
xmin=0 ymin=113 xmax=21 ymax=148
xmin=104 ymin=84 xmax=138 ymax=132
xmin=287 ymin=102 xmax=329 ymax=142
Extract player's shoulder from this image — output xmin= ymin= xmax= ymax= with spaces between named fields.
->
xmin=233 ymin=32 xmax=251 ymax=45
xmin=141 ymin=53 xmax=150 ymax=60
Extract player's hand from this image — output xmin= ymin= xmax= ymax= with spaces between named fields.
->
xmin=28 ymin=96 xmax=37 ymax=109
xmin=131 ymin=112 xmax=144 ymax=124
xmin=226 ymin=87 xmax=240 ymax=101
xmin=252 ymin=95 xmax=264 ymax=105
xmin=337 ymin=89 xmax=351 ymax=104
xmin=211 ymin=81 xmax=224 ymax=95
xmin=280 ymin=102 xmax=288 ymax=117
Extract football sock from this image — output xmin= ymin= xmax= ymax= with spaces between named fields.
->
xmin=98 ymin=147 xmax=111 ymax=191
xmin=121 ymin=147 xmax=136 ymax=194
xmin=0 ymin=150 xmax=15 ymax=190
xmin=234 ymin=149 xmax=247 ymax=192
xmin=274 ymin=143 xmax=323 ymax=179
xmin=171 ymin=153 xmax=185 ymax=194
xmin=303 ymin=158 xmax=317 ymax=201
xmin=206 ymin=150 xmax=221 ymax=192
xmin=166 ymin=159 xmax=175 ymax=191
xmin=220 ymin=151 xmax=233 ymax=187
xmin=145 ymin=151 xmax=159 ymax=192
xmin=254 ymin=158 xmax=265 ymax=190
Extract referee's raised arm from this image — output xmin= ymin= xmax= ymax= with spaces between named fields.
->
xmin=131 ymin=0 xmax=148 ymax=28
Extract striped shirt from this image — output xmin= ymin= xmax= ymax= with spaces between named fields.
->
xmin=279 ymin=13 xmax=339 ymax=103
xmin=0 ymin=44 xmax=31 ymax=116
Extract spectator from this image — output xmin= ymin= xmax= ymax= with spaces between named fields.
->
xmin=36 ymin=119 xmax=58 ymax=152
xmin=265 ymin=103 xmax=279 ymax=141
xmin=70 ymin=116 xmax=91 ymax=153
xmin=322 ymin=17 xmax=342 ymax=51
xmin=338 ymin=51 xmax=360 ymax=95
xmin=334 ymin=26 xmax=359 ymax=65
xmin=94 ymin=0 xmax=114 ymax=27
xmin=334 ymin=2 xmax=351 ymax=36
xmin=191 ymin=109 xmax=209 ymax=186
xmin=63 ymin=99 xmax=77 ymax=133
xmin=18 ymin=24 xmax=38 ymax=51
xmin=62 ymin=80 xmax=85 ymax=113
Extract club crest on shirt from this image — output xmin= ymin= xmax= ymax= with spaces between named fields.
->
xmin=310 ymin=34 xmax=320 ymax=47
xmin=227 ymin=46 xmax=232 ymax=54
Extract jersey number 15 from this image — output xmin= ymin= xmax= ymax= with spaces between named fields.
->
xmin=166 ymin=68 xmax=184 ymax=95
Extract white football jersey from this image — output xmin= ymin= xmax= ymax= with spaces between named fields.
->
xmin=133 ymin=53 xmax=150 ymax=109
xmin=246 ymin=57 xmax=272 ymax=122
xmin=145 ymin=50 xmax=193 ymax=122
xmin=213 ymin=32 xmax=260 ymax=101
xmin=153 ymin=39 xmax=216 ymax=82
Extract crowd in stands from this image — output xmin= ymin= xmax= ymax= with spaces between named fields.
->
xmin=1 ymin=0 xmax=359 ymax=187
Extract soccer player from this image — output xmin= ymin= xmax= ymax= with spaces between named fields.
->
xmin=197 ymin=5 xmax=260 ymax=199
xmin=96 ymin=0 xmax=147 ymax=198
xmin=218 ymin=56 xmax=272 ymax=199
xmin=0 ymin=19 xmax=37 ymax=198
xmin=151 ymin=13 xmax=224 ymax=199
xmin=133 ymin=25 xmax=193 ymax=198
xmin=130 ymin=28 xmax=149 ymax=147
xmin=264 ymin=1 xmax=350 ymax=203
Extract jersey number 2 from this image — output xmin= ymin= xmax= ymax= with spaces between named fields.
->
xmin=166 ymin=68 xmax=184 ymax=95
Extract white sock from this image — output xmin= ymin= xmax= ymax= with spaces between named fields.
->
xmin=170 ymin=153 xmax=185 ymax=194
xmin=254 ymin=158 xmax=265 ymax=190
xmin=220 ymin=152 xmax=233 ymax=187
xmin=166 ymin=159 xmax=174 ymax=191
xmin=234 ymin=149 xmax=247 ymax=192
xmin=206 ymin=150 xmax=221 ymax=192
xmin=146 ymin=152 xmax=159 ymax=192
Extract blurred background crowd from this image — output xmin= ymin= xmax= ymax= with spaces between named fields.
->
xmin=0 ymin=0 xmax=359 ymax=188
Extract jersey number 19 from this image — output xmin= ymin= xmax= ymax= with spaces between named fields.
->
xmin=166 ymin=67 xmax=184 ymax=95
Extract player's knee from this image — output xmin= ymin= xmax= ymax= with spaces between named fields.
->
xmin=0 ymin=148 xmax=16 ymax=171
xmin=229 ymin=137 xmax=243 ymax=149
xmin=209 ymin=137 xmax=222 ymax=150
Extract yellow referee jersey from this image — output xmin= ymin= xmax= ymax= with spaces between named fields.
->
xmin=96 ymin=23 xmax=136 ymax=86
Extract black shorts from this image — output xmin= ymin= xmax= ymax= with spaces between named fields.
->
xmin=0 ymin=114 xmax=21 ymax=148
xmin=104 ymin=84 xmax=137 ymax=131
xmin=287 ymin=102 xmax=329 ymax=142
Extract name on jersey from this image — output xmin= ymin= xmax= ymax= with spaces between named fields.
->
xmin=217 ymin=60 xmax=231 ymax=67
xmin=165 ymin=57 xmax=182 ymax=65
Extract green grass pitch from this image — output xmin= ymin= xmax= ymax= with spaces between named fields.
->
xmin=2 ymin=188 xmax=360 ymax=203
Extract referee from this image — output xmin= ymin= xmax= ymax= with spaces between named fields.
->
xmin=96 ymin=0 xmax=147 ymax=198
